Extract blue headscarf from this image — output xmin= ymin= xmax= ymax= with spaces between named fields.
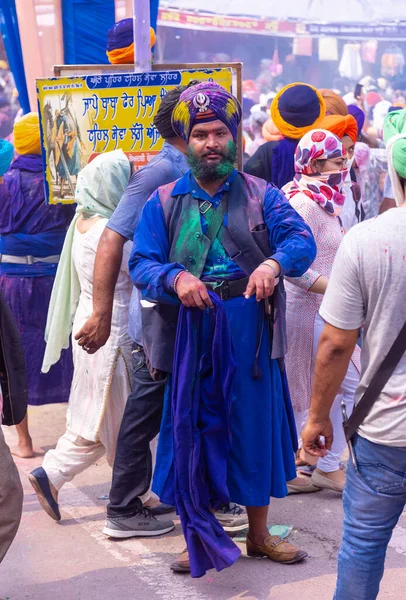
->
xmin=271 ymin=137 xmax=299 ymax=189
xmin=0 ymin=139 xmax=14 ymax=176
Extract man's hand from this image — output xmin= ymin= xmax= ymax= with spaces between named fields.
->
xmin=244 ymin=263 xmax=278 ymax=301
xmin=175 ymin=272 xmax=213 ymax=310
xmin=75 ymin=313 xmax=111 ymax=354
xmin=77 ymin=228 xmax=126 ymax=354
xmin=301 ymin=418 xmax=333 ymax=458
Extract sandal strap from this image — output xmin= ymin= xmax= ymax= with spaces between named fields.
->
xmin=267 ymin=537 xmax=285 ymax=548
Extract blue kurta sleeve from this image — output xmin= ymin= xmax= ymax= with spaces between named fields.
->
xmin=264 ymin=185 xmax=316 ymax=277
xmin=129 ymin=190 xmax=184 ymax=304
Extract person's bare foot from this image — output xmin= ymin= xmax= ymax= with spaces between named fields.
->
xmin=143 ymin=496 xmax=161 ymax=510
xmin=298 ymin=448 xmax=319 ymax=466
xmin=11 ymin=443 xmax=35 ymax=458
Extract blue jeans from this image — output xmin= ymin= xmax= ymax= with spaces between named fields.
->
xmin=334 ymin=433 xmax=406 ymax=600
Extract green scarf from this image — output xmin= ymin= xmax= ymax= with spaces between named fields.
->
xmin=383 ymin=108 xmax=406 ymax=206
xmin=42 ymin=149 xmax=131 ymax=373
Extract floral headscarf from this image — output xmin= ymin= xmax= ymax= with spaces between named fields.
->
xmin=283 ymin=129 xmax=348 ymax=216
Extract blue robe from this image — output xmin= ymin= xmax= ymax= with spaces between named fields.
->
xmin=130 ymin=169 xmax=316 ymax=507
xmin=0 ymin=155 xmax=74 ymax=405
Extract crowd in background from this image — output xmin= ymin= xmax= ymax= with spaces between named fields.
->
xmin=0 ymin=61 xmax=21 ymax=139
xmin=242 ymin=74 xmax=406 ymax=218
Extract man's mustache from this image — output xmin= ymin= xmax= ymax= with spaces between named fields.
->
xmin=201 ymin=150 xmax=224 ymax=158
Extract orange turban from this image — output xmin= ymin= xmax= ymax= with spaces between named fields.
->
xmin=262 ymin=118 xmax=283 ymax=142
xmin=317 ymin=114 xmax=358 ymax=144
xmin=319 ymin=89 xmax=348 ymax=116
xmin=271 ymin=83 xmax=326 ymax=139
xmin=13 ymin=112 xmax=41 ymax=155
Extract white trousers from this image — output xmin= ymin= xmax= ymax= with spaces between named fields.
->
xmin=295 ymin=312 xmax=359 ymax=472
xmin=43 ymin=416 xmax=157 ymax=505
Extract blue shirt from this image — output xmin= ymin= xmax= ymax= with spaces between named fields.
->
xmin=130 ymin=169 xmax=317 ymax=305
xmin=175 ymin=170 xmax=244 ymax=280
xmin=107 ymin=142 xmax=189 ymax=343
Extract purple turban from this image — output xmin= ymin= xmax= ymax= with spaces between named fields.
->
xmin=171 ymin=82 xmax=242 ymax=141
xmin=106 ymin=18 xmax=133 ymax=51
xmin=348 ymin=105 xmax=365 ymax=137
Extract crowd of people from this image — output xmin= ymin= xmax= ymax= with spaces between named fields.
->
xmin=0 ymin=22 xmax=405 ymax=600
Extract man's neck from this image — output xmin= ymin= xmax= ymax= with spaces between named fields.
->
xmin=165 ymin=136 xmax=186 ymax=155
xmin=195 ymin=175 xmax=229 ymax=198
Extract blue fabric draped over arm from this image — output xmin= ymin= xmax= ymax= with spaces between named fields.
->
xmin=264 ymin=185 xmax=316 ymax=277
xmin=129 ymin=190 xmax=185 ymax=305
xmin=170 ymin=292 xmax=240 ymax=578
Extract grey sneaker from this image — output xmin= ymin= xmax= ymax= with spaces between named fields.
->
xmin=214 ymin=503 xmax=248 ymax=532
xmin=103 ymin=507 xmax=175 ymax=538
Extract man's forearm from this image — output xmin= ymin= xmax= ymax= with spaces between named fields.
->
xmin=92 ymin=229 xmax=127 ymax=318
xmin=309 ymin=324 xmax=358 ymax=422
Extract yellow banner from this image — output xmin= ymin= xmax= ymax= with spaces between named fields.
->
xmin=36 ymin=68 xmax=233 ymax=204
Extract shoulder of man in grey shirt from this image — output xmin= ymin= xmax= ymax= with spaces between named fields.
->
xmin=107 ymin=142 xmax=189 ymax=241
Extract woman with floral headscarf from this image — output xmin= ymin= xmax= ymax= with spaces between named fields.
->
xmin=282 ymin=129 xmax=360 ymax=494
xmin=317 ymin=113 xmax=364 ymax=232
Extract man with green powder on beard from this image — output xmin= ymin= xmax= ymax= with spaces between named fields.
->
xmin=129 ymin=82 xmax=316 ymax=575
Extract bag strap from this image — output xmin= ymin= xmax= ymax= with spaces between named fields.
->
xmin=199 ymin=195 xmax=228 ymax=247
xmin=344 ymin=321 xmax=406 ymax=441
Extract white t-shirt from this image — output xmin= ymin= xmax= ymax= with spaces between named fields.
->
xmin=320 ymin=208 xmax=406 ymax=447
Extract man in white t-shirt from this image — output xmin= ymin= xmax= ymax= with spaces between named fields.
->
xmin=301 ymin=175 xmax=406 ymax=596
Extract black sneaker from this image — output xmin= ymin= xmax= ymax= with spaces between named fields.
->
xmin=103 ymin=507 xmax=175 ymax=538
xmin=214 ymin=503 xmax=248 ymax=532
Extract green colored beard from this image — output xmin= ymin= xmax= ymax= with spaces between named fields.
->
xmin=186 ymin=140 xmax=236 ymax=182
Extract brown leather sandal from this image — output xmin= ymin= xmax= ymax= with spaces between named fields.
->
xmin=247 ymin=535 xmax=308 ymax=564
xmin=170 ymin=548 xmax=190 ymax=573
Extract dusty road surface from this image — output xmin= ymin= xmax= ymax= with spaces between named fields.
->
xmin=1 ymin=403 xmax=406 ymax=600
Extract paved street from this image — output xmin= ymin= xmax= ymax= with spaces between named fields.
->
xmin=1 ymin=403 xmax=406 ymax=600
